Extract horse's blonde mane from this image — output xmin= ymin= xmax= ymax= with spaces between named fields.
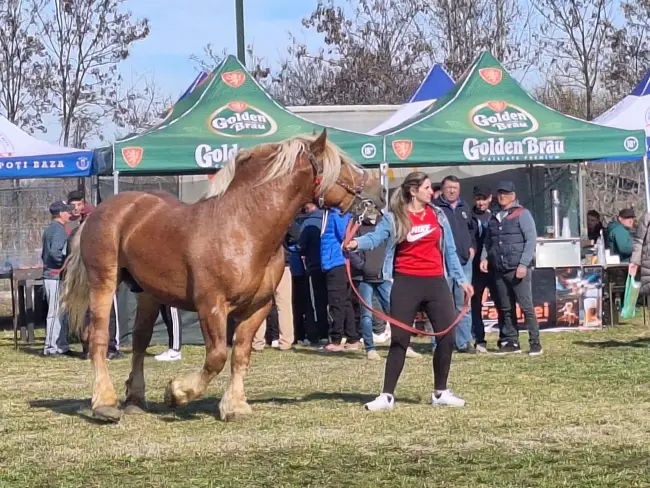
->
xmin=203 ymin=134 xmax=361 ymax=199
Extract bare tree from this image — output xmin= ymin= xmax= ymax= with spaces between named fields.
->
xmin=272 ymin=0 xmax=433 ymax=106
xmin=532 ymin=0 xmax=614 ymax=120
xmin=424 ymin=0 xmax=536 ymax=79
xmin=190 ymin=43 xmax=272 ymax=84
xmin=110 ymin=73 xmax=173 ymax=138
xmin=34 ymin=0 xmax=150 ymax=146
xmin=605 ymin=0 xmax=650 ymax=100
xmin=0 ymin=0 xmax=52 ymax=132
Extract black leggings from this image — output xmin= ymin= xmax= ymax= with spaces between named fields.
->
xmin=160 ymin=306 xmax=182 ymax=351
xmin=383 ymin=273 xmax=457 ymax=395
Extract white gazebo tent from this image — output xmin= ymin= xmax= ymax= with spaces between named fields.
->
xmin=368 ymin=64 xmax=454 ymax=134
xmin=593 ymin=71 xmax=650 ymax=208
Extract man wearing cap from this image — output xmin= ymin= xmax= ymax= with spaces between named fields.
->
xmin=471 ymin=185 xmax=500 ymax=352
xmin=607 ymin=209 xmax=635 ymax=263
xmin=42 ymin=200 xmax=74 ymax=356
xmin=480 ymin=181 xmax=542 ymax=356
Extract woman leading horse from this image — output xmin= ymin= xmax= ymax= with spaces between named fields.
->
xmin=346 ymin=171 xmax=473 ymax=411
xmin=60 ymin=129 xmax=383 ymax=423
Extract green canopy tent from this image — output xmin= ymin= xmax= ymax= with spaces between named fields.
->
xmin=382 ymin=52 xmax=645 ymax=164
xmin=377 ymin=51 xmax=646 ymax=250
xmin=112 ymin=55 xmax=384 ymax=176
xmin=109 ymin=56 xmax=385 ymax=347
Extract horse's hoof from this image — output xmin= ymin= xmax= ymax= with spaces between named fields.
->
xmin=92 ymin=405 xmax=123 ymax=423
xmin=123 ymin=403 xmax=146 ymax=415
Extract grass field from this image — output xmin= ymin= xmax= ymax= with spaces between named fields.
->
xmin=2 ymin=320 xmax=650 ymax=487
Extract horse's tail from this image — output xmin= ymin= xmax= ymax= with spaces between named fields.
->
xmin=60 ymin=221 xmax=90 ymax=338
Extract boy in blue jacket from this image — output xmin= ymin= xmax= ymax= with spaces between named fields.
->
xmin=321 ymin=208 xmax=359 ymax=352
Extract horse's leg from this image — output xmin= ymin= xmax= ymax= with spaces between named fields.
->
xmin=124 ymin=292 xmax=160 ymax=414
xmin=164 ymin=297 xmax=230 ymax=408
xmin=88 ymin=280 xmax=121 ymax=422
xmin=219 ymin=301 xmax=272 ymax=422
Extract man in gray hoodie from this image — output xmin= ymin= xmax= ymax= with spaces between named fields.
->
xmin=42 ymin=200 xmax=73 ymax=356
xmin=479 ymin=181 xmax=542 ymax=356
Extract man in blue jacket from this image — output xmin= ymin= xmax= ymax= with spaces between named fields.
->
xmin=321 ymin=208 xmax=359 ymax=352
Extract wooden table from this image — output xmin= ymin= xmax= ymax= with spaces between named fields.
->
xmin=9 ymin=267 xmax=44 ymax=349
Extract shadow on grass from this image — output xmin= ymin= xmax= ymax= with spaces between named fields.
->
xmin=573 ymin=337 xmax=650 ymax=349
xmin=29 ymin=391 xmax=419 ymax=423
xmin=290 ymin=347 xmax=366 ymax=360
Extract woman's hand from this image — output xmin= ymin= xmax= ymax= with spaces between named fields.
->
xmin=479 ymin=259 xmax=489 ymax=273
xmin=345 ymin=239 xmax=358 ymax=250
xmin=629 ymin=263 xmax=639 ymax=276
xmin=461 ymin=282 xmax=474 ymax=299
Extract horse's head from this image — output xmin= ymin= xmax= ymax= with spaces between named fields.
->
xmin=304 ymin=129 xmax=384 ymax=220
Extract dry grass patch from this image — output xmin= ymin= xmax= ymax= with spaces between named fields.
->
xmin=2 ymin=321 xmax=650 ymax=487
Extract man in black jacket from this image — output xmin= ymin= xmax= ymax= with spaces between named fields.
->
xmin=299 ymin=203 xmax=329 ymax=342
xmin=433 ymin=175 xmax=477 ymax=353
xmin=350 ymin=213 xmax=391 ymax=361
xmin=470 ymin=186 xmax=501 ymax=352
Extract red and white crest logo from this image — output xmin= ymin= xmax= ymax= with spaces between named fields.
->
xmin=487 ymin=100 xmax=507 ymax=112
xmin=221 ymin=71 xmax=246 ymax=88
xmin=121 ymin=147 xmax=143 ymax=168
xmin=227 ymin=101 xmax=248 ymax=113
xmin=479 ymin=68 xmax=503 ymax=85
xmin=392 ymin=140 xmax=413 ymax=160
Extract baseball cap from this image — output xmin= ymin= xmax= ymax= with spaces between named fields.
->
xmin=619 ymin=208 xmax=635 ymax=219
xmin=49 ymin=200 xmax=74 ymax=214
xmin=473 ymin=185 xmax=492 ymax=198
xmin=497 ymin=180 xmax=516 ymax=193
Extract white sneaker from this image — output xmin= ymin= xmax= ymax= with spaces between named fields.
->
xmin=431 ymin=390 xmax=465 ymax=407
xmin=367 ymin=350 xmax=382 ymax=361
xmin=406 ymin=347 xmax=422 ymax=358
xmin=155 ymin=349 xmax=181 ymax=361
xmin=364 ymin=393 xmax=395 ymax=411
xmin=271 ymin=340 xmax=280 ymax=348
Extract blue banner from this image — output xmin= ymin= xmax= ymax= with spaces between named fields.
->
xmin=0 ymin=151 xmax=94 ymax=179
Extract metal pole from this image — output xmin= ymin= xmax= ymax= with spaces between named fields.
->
xmin=113 ymin=170 xmax=119 ymax=195
xmin=643 ymin=155 xmax=650 ymax=212
xmin=235 ymin=0 xmax=245 ymax=64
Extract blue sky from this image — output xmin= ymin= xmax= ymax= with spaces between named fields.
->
xmin=119 ymin=0 xmax=325 ymax=99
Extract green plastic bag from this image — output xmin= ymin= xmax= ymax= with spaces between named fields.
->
xmin=621 ymin=274 xmax=641 ymax=319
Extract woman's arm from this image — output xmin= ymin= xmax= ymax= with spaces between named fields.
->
xmin=441 ymin=216 xmax=468 ymax=285
xmin=355 ymin=214 xmax=393 ymax=251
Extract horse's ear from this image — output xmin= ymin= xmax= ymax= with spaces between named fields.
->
xmin=310 ymin=128 xmax=327 ymax=156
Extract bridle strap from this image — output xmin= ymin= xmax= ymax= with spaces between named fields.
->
xmin=306 ymin=149 xmax=369 ymax=213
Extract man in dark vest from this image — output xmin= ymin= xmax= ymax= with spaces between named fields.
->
xmin=479 ymin=181 xmax=542 ymax=356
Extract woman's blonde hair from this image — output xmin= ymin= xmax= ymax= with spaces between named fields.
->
xmin=390 ymin=171 xmax=430 ymax=243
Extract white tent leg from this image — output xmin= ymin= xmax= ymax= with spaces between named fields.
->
xmin=113 ymin=170 xmax=119 ymax=195
xmin=578 ymin=162 xmax=586 ymax=236
xmin=380 ymin=162 xmax=389 ymax=211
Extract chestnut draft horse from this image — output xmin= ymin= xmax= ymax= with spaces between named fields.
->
xmin=60 ymin=129 xmax=383 ymax=423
